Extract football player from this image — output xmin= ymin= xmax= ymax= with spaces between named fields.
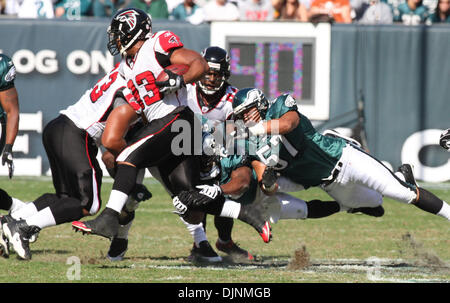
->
xmin=175 ymin=133 xmax=343 ymax=262
xmin=0 ymin=65 xmax=151 ymax=260
xmin=230 ymin=87 xmax=450 ymax=223
xmin=0 ymin=54 xmax=20 ymax=179
xmin=180 ymin=46 xmax=253 ymax=263
xmin=71 ymin=9 xmax=271 ymax=246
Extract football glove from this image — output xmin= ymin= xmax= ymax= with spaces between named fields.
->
xmin=130 ymin=184 xmax=152 ymax=202
xmin=2 ymin=144 xmax=14 ymax=179
xmin=155 ymin=69 xmax=185 ymax=95
xmin=173 ymin=196 xmax=188 ymax=215
xmin=439 ymin=128 xmax=450 ymax=151
xmin=176 ymin=184 xmax=224 ymax=210
xmin=261 ymin=166 xmax=279 ymax=192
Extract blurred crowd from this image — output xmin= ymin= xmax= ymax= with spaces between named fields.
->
xmin=0 ymin=0 xmax=448 ymax=24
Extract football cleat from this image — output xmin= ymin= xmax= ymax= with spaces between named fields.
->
xmin=188 ymin=240 xmax=222 ymax=263
xmin=260 ymin=221 xmax=272 ymax=243
xmin=215 ymin=239 xmax=254 ymax=262
xmin=71 ymin=207 xmax=120 ymax=240
xmin=107 ymin=238 xmax=128 ymax=261
xmin=3 ymin=219 xmax=40 ymax=260
xmin=347 ymin=206 xmax=385 ymax=217
xmin=397 ymin=164 xmax=418 ymax=187
xmin=0 ymin=215 xmax=13 ymax=258
xmin=238 ymin=203 xmax=272 ymax=243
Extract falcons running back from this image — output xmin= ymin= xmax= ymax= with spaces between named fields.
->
xmin=72 ymin=11 xmax=270 ymax=244
xmin=71 ymin=7 xmax=212 ymax=240
xmin=0 ymin=64 xmax=149 ymax=260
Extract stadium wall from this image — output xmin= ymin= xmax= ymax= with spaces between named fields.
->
xmin=0 ymin=19 xmax=448 ymax=182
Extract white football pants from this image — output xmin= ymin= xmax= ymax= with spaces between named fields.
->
xmin=321 ymin=144 xmax=417 ymax=209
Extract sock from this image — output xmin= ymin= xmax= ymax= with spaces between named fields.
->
xmin=214 ymin=216 xmax=233 ymax=242
xmin=10 ymin=198 xmax=27 ymax=214
xmin=180 ymin=216 xmax=207 ymax=247
xmin=12 ymin=193 xmax=61 ymax=220
xmin=106 ymin=190 xmax=129 ymax=214
xmin=11 ymin=202 xmax=38 ymax=220
xmin=219 ymin=200 xmax=241 ymax=219
xmin=307 ymin=200 xmax=340 ymax=218
xmin=107 ymin=164 xmax=138 ymax=213
xmin=25 ymin=207 xmax=57 ymax=229
xmin=414 ymin=188 xmax=444 ymax=215
xmin=49 ymin=197 xmax=84 ymax=224
xmin=437 ymin=201 xmax=450 ymax=220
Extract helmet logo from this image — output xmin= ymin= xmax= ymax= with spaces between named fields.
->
xmin=246 ymin=88 xmax=263 ymax=103
xmin=115 ymin=10 xmax=139 ymax=29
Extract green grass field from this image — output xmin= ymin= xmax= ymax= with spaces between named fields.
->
xmin=0 ymin=177 xmax=449 ymax=284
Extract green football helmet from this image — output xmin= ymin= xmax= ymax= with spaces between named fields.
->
xmin=232 ymin=87 xmax=269 ymax=120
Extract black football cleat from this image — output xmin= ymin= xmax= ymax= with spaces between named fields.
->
xmin=238 ymin=204 xmax=272 ymax=243
xmin=188 ymin=240 xmax=222 ymax=263
xmin=397 ymin=164 xmax=418 ymax=187
xmin=72 ymin=207 xmax=120 ymax=240
xmin=3 ymin=219 xmax=40 ymax=260
xmin=0 ymin=215 xmax=13 ymax=258
xmin=216 ymin=239 xmax=254 ymax=262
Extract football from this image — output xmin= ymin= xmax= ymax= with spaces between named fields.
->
xmin=156 ymin=64 xmax=189 ymax=82
xmin=182 ymin=209 xmax=205 ymax=225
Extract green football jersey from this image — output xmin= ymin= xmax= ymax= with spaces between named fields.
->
xmin=0 ymin=54 xmax=16 ymax=118
xmin=219 ymin=154 xmax=258 ymax=205
xmin=254 ymin=94 xmax=347 ymax=188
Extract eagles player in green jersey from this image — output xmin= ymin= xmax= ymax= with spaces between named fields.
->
xmin=0 ymin=54 xmax=19 ymax=179
xmin=175 ymin=133 xmax=344 ymax=261
xmin=0 ymin=54 xmax=24 ymax=257
xmin=231 ymin=87 xmax=450 ymax=222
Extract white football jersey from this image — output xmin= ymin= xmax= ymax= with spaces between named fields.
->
xmin=184 ymin=83 xmax=236 ymax=123
xmin=60 ymin=64 xmax=126 ymax=144
xmin=120 ymin=30 xmax=187 ymax=123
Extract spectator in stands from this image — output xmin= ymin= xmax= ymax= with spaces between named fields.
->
xmin=203 ymin=0 xmax=239 ymax=21
xmin=426 ymin=0 xmax=450 ymax=22
xmin=393 ymin=0 xmax=429 ymax=24
xmin=91 ymin=0 xmax=131 ymax=17
xmin=272 ymin=0 xmax=309 ymax=20
xmin=131 ymin=0 xmax=169 ymax=18
xmin=308 ymin=0 xmax=353 ymax=23
xmin=359 ymin=0 xmax=393 ymax=23
xmin=4 ymin=0 xmax=55 ymax=17
xmin=55 ymin=0 xmax=92 ymax=19
xmin=239 ymin=0 xmax=275 ymax=20
xmin=170 ymin=0 xmax=204 ymax=23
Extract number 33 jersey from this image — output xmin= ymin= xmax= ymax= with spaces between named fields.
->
xmin=60 ymin=64 xmax=127 ymax=145
xmin=119 ymin=30 xmax=187 ymax=123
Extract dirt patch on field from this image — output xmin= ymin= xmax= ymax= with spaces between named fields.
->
xmin=287 ymin=244 xmax=311 ymax=270
xmin=398 ymin=232 xmax=449 ymax=271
